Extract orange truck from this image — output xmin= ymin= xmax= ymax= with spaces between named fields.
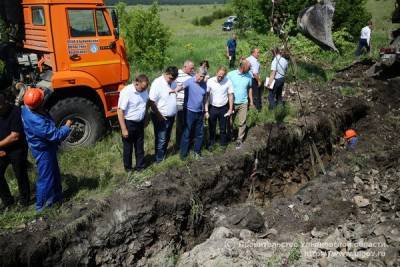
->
xmin=0 ymin=0 xmax=129 ymax=147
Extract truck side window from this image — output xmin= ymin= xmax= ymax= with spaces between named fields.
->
xmin=96 ymin=10 xmax=111 ymax=36
xmin=32 ymin=7 xmax=45 ymax=26
xmin=68 ymin=10 xmax=96 ymax=37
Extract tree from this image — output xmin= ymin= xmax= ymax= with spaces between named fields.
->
xmin=121 ymin=2 xmax=171 ymax=71
xmin=232 ymin=0 xmax=371 ymax=38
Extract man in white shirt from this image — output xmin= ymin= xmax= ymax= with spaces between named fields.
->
xmin=267 ymin=48 xmax=289 ymax=110
xmin=247 ymin=48 xmax=262 ymax=111
xmin=117 ymin=74 xmax=149 ymax=172
xmin=149 ymin=66 xmax=179 ymax=163
xmin=355 ymin=21 xmax=373 ymax=58
xmin=205 ymin=66 xmax=234 ymax=148
xmin=175 ymin=60 xmax=194 ymax=149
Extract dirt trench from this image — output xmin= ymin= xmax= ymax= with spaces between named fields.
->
xmin=0 ymin=99 xmax=368 ymax=266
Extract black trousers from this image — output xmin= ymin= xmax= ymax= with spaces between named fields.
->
xmin=252 ymin=78 xmax=263 ymax=111
xmin=122 ymin=119 xmax=145 ymax=171
xmin=0 ymin=148 xmax=30 ymax=206
xmin=229 ymin=53 xmax=236 ymax=69
xmin=268 ymin=78 xmax=285 ymax=110
xmin=175 ymin=108 xmax=185 ymax=150
xmin=355 ymin=38 xmax=370 ymax=57
xmin=208 ymin=104 xmax=229 ymax=146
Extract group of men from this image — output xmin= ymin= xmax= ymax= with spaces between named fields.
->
xmin=117 ymin=43 xmax=289 ymax=173
xmin=0 ymin=38 xmax=289 ymax=212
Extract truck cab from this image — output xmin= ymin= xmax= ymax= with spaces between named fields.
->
xmin=17 ymin=0 xmax=130 ymax=147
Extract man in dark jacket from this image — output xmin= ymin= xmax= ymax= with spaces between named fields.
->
xmin=0 ymin=92 xmax=30 ymax=208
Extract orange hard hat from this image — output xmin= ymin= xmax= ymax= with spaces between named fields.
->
xmin=24 ymin=88 xmax=44 ymax=110
xmin=344 ymin=129 xmax=357 ymax=140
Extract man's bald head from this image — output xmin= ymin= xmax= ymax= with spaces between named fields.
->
xmin=239 ymin=59 xmax=251 ymax=73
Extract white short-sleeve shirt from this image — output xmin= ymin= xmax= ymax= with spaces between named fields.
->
xmin=206 ymin=76 xmax=234 ymax=107
xmin=176 ymin=69 xmax=193 ymax=107
xmin=149 ymin=75 xmax=177 ymax=117
xmin=118 ymin=84 xmax=149 ymax=121
xmin=271 ymin=55 xmax=289 ymax=79
xmin=360 ymin=26 xmax=371 ymax=45
xmin=247 ymin=55 xmax=260 ymax=76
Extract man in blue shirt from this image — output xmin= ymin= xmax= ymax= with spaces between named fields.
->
xmin=227 ymin=59 xmax=254 ymax=149
xmin=21 ymin=88 xmax=72 ymax=211
xmin=174 ymin=68 xmax=207 ymax=159
xmin=226 ymin=33 xmax=237 ymax=69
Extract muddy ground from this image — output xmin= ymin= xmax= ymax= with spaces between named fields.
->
xmin=0 ymin=63 xmax=399 ymax=266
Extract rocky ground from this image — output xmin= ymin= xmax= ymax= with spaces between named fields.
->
xmin=177 ymin=64 xmax=400 ymax=266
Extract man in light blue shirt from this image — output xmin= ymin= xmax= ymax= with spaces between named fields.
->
xmin=227 ymin=59 xmax=254 ymax=148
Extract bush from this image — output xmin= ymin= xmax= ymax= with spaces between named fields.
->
xmin=192 ymin=17 xmax=200 ymax=26
xmin=119 ymin=3 xmax=171 ymax=71
xmin=192 ymin=8 xmax=233 ymax=26
xmin=199 ymin=15 xmax=214 ymax=26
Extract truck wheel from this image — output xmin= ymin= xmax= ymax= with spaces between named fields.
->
xmin=49 ymin=97 xmax=106 ymax=148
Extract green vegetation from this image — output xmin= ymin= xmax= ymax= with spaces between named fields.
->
xmin=366 ymin=0 xmax=398 ymax=58
xmin=232 ymin=0 xmax=372 ymax=38
xmin=287 ymin=240 xmax=302 ymax=264
xmin=117 ymin=3 xmax=170 ymax=71
xmin=192 ymin=8 xmax=232 ymax=26
xmin=339 ymin=86 xmax=360 ymax=96
xmin=105 ymin=0 xmax=226 ymax=4
xmin=0 ymin=0 xmax=394 ymax=231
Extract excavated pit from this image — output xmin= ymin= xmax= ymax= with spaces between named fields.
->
xmin=0 ymin=98 xmax=369 ymax=266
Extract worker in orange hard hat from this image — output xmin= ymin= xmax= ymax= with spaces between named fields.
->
xmin=23 ymin=87 xmax=44 ymax=109
xmin=21 ymin=87 xmax=73 ymax=211
xmin=344 ymin=128 xmax=358 ymax=150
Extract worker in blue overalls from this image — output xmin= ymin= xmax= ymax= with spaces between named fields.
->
xmin=21 ymin=88 xmax=72 ymax=211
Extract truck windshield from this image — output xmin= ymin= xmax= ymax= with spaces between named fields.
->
xmin=68 ymin=10 xmax=96 ymax=37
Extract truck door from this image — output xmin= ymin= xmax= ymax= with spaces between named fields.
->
xmin=67 ymin=8 xmax=121 ymax=86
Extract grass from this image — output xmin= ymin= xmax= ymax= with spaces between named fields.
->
xmin=0 ymin=0 xmax=394 ymax=231
xmin=366 ymin=0 xmax=398 ymax=57
xmin=339 ymin=86 xmax=360 ymax=96
xmin=287 ymin=240 xmax=302 ymax=265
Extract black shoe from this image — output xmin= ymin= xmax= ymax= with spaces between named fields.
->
xmin=134 ymin=167 xmax=145 ymax=172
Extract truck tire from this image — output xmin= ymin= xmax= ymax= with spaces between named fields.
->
xmin=49 ymin=97 xmax=106 ymax=148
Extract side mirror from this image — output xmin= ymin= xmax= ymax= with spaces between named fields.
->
xmin=111 ymin=9 xmax=119 ymax=39
xmin=113 ymin=28 xmax=119 ymax=40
